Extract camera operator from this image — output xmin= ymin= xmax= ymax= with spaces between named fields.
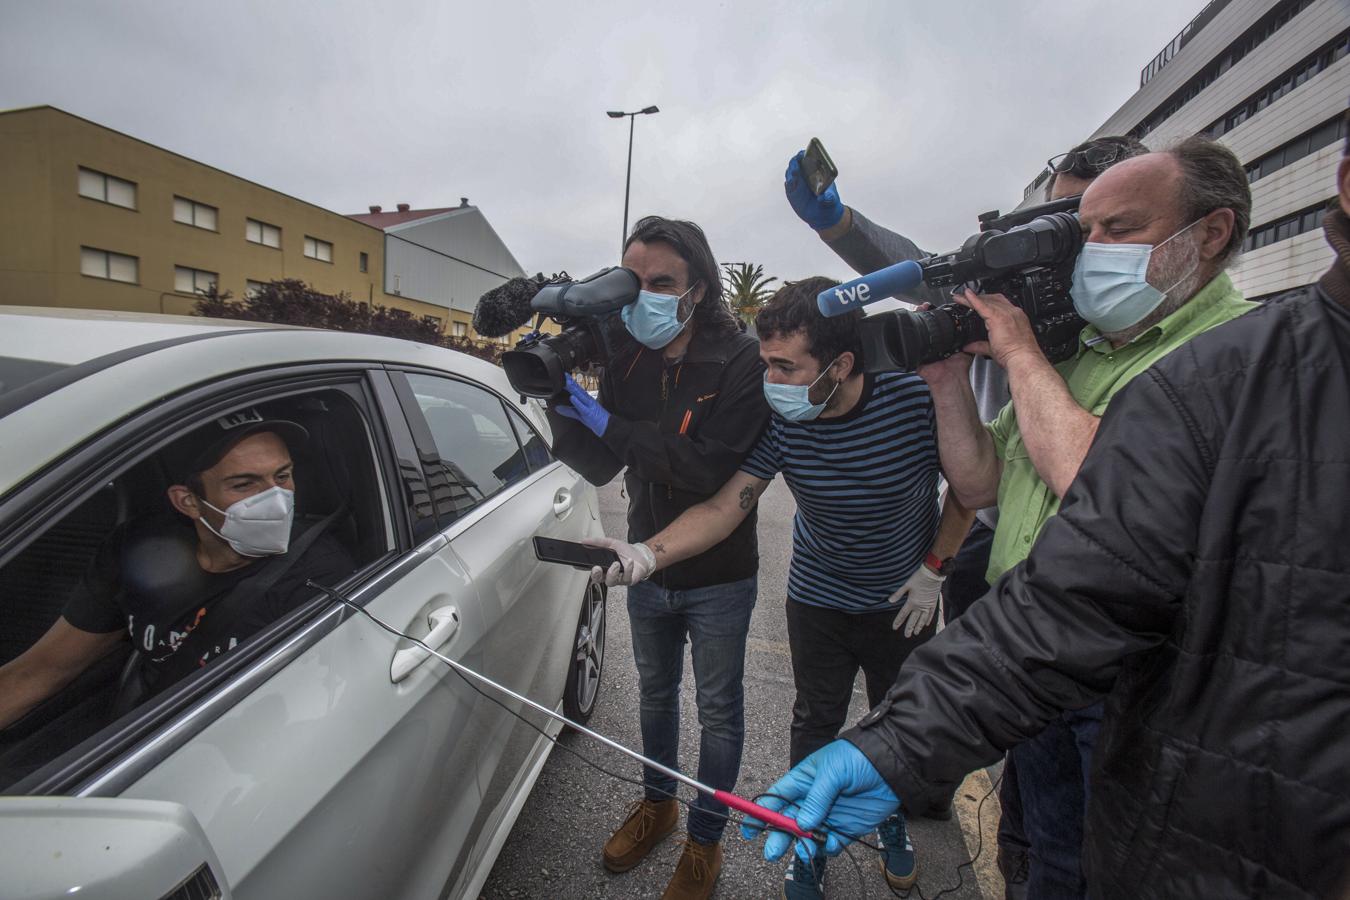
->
xmin=586 ymin=276 xmax=975 ymax=897
xmin=785 ymin=134 xmax=1146 ymax=895
xmin=906 ymin=137 xmax=1252 ymax=897
xmin=742 ymin=131 xmax=1350 ymax=900
xmin=545 ymin=216 xmax=769 ymax=900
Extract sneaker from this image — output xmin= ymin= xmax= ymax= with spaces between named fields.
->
xmin=782 ymin=852 xmax=826 ymax=900
xmin=660 ymin=836 xmax=722 ymax=900
xmin=602 ymin=798 xmax=679 ymax=873
xmin=878 ymin=813 xmax=918 ymax=889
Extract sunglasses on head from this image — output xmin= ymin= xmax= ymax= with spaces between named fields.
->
xmin=1047 ymin=141 xmax=1131 ymax=176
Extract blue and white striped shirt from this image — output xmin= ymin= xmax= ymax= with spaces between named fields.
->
xmin=740 ymin=372 xmax=940 ymax=612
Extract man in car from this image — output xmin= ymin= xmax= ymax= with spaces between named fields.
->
xmin=547 ymin=216 xmax=769 ymax=900
xmin=0 ymin=408 xmax=354 ymax=729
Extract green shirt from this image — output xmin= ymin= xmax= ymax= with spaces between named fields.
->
xmin=984 ymin=272 xmax=1255 ymax=583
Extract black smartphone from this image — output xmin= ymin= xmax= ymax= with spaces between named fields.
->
xmin=800 ymin=137 xmax=838 ymax=196
xmin=532 ymin=536 xmax=620 ymax=571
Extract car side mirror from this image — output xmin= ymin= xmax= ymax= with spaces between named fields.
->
xmin=0 ymin=796 xmax=231 ymax=899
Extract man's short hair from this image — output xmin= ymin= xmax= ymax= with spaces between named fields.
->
xmin=1167 ymin=135 xmax=1252 ymax=268
xmin=625 ymin=216 xmax=739 ymax=335
xmin=755 ymin=277 xmax=864 ymax=370
xmin=1047 ymin=135 xmax=1149 ymax=197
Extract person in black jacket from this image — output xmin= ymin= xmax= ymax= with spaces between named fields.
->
xmin=547 ymin=216 xmax=769 ymax=900
xmin=741 ymin=135 xmax=1350 ymax=898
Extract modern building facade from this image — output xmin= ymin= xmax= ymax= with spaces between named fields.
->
xmin=1019 ymin=0 xmax=1348 ymax=300
xmin=349 ymin=203 xmax=528 ymax=340
xmin=0 ymin=106 xmax=523 ymax=335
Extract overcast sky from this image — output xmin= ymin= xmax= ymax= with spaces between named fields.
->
xmin=2 ymin=0 xmax=1201 ymax=288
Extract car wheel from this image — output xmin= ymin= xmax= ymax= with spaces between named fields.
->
xmin=563 ymin=581 xmax=605 ymax=725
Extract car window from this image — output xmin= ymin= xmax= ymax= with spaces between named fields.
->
xmin=505 ymin=404 xmax=554 ymax=472
xmin=0 ymin=386 xmax=386 ymax=791
xmin=404 ymin=374 xmax=531 ymax=517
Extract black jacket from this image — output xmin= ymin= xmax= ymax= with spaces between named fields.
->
xmin=548 ymin=325 xmax=769 ymax=590
xmin=845 ymin=230 xmax=1350 ymax=898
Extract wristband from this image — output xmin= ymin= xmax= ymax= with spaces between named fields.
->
xmin=924 ymin=552 xmax=954 ymax=577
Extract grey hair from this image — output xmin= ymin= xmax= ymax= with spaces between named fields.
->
xmin=1167 ymin=135 xmax=1251 ymax=269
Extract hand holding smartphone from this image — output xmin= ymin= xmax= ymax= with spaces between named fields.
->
xmin=800 ymin=137 xmax=838 ymax=196
xmin=533 ymin=536 xmax=620 ymax=571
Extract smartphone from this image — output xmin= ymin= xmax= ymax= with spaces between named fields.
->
xmin=532 ymin=536 xmax=620 ymax=571
xmin=800 ymin=137 xmax=838 ymax=196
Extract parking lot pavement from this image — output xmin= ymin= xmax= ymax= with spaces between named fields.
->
xmin=481 ymin=478 xmax=1002 ymax=899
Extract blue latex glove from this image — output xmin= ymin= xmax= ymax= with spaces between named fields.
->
xmin=784 ymin=150 xmax=845 ymax=231
xmin=554 ymin=374 xmax=611 ymax=437
xmin=740 ymin=739 xmax=899 ymax=862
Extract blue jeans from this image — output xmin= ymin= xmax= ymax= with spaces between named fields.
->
xmin=1012 ymin=701 xmax=1104 ymax=900
xmin=626 ymin=576 xmax=757 ymax=844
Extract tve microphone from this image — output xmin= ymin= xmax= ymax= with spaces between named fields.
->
xmin=816 ymin=260 xmax=925 ymax=317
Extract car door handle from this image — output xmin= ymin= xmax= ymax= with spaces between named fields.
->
xmin=553 ymin=487 xmax=573 ymax=518
xmin=390 ymin=606 xmax=460 ymax=683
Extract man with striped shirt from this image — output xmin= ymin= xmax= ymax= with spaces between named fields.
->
xmin=588 ymin=276 xmax=973 ymax=898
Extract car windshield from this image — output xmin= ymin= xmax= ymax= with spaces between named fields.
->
xmin=0 ymin=356 xmax=70 ymax=397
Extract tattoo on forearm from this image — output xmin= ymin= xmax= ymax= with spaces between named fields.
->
xmin=652 ymin=541 xmax=665 ymax=556
xmin=738 ymin=486 xmax=754 ymax=510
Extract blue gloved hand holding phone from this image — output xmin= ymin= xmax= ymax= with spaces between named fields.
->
xmin=785 ymin=149 xmax=844 ymax=232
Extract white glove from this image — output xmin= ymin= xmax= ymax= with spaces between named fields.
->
xmin=888 ymin=563 xmax=945 ymax=636
xmin=582 ymin=536 xmax=657 ymax=587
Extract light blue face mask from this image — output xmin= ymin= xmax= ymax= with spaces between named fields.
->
xmin=622 ymin=286 xmax=695 ymax=349
xmin=1071 ymin=220 xmax=1201 ymax=334
xmin=763 ymin=357 xmax=840 ymax=422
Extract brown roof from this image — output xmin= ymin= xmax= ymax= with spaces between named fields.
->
xmin=347 ymin=206 xmax=467 ymax=228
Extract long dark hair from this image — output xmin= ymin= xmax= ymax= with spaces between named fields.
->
xmin=625 ymin=216 xmax=739 ymax=336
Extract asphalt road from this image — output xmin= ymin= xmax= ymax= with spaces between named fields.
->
xmin=481 ymin=478 xmax=1003 ymax=900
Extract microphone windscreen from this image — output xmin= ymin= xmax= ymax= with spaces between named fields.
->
xmin=473 ymin=276 xmax=543 ymax=337
xmin=816 ymin=260 xmax=924 ymax=318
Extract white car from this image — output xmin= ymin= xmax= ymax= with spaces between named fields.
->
xmin=0 ymin=308 xmax=606 ymax=899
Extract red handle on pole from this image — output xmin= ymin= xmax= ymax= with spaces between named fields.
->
xmin=714 ymin=790 xmax=816 ymax=841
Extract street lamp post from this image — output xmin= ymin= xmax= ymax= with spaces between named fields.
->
xmin=607 ymin=105 xmax=659 ymax=250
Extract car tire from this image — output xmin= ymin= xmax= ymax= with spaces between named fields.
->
xmin=563 ymin=581 xmax=605 ymax=726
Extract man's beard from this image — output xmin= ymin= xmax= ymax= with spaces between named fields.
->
xmin=1101 ymin=231 xmax=1206 ymax=345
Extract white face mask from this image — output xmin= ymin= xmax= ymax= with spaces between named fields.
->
xmin=198 ymin=486 xmax=295 ymax=557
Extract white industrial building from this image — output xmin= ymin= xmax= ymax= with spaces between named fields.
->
xmin=349 ymin=201 xmax=528 ymax=337
xmin=1019 ymin=0 xmax=1348 ymax=300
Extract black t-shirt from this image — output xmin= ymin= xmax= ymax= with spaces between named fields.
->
xmin=63 ymin=515 xmax=354 ymax=690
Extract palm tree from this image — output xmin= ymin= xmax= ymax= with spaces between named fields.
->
xmin=721 ymin=262 xmax=778 ymax=324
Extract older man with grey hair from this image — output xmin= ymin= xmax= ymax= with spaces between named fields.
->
xmin=908 ymin=135 xmax=1255 ymax=898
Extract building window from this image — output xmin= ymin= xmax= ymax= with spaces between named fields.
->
xmin=452 ymin=321 xmax=468 ymax=338
xmin=173 ymin=196 xmax=218 ymax=231
xmin=1244 ymin=202 xmax=1329 ymax=252
xmin=175 ymin=265 xmax=218 ymax=294
xmin=77 ymin=167 xmax=137 ymax=209
xmin=1245 ymin=115 xmax=1348 ymax=184
xmin=245 ymin=279 xmax=267 ymax=298
xmin=246 ymin=218 xmax=281 ymax=248
xmin=80 ymin=247 xmax=138 ymax=283
xmin=304 ymin=236 xmax=333 ymax=263
xmin=359 ymin=251 xmax=369 ymax=273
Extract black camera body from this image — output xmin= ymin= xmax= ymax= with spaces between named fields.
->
xmin=859 ymin=197 xmax=1085 ymax=373
xmin=497 ymin=267 xmax=640 ymax=398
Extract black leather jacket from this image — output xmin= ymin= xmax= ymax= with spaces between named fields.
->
xmin=548 ymin=325 xmax=769 ymax=590
xmin=845 ymin=235 xmax=1350 ymax=898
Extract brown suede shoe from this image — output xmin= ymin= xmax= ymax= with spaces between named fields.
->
xmin=602 ymin=798 xmax=679 ymax=872
xmin=660 ymin=836 xmax=722 ymax=900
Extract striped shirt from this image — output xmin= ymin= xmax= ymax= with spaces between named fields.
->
xmin=740 ymin=371 xmax=940 ymax=613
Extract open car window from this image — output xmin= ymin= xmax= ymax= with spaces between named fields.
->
xmin=0 ymin=385 xmax=389 ymax=792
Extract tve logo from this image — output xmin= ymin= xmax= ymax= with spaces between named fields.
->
xmin=832 ymin=283 xmax=871 ymax=307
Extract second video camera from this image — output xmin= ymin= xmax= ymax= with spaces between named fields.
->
xmin=860 ymin=197 xmax=1085 ymax=372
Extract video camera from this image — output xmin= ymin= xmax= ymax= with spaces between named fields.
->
xmin=825 ymin=197 xmax=1085 ymax=372
xmin=473 ymin=267 xmax=640 ymax=398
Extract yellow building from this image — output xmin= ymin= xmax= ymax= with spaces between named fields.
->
xmin=0 ymin=105 xmax=466 ymax=327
